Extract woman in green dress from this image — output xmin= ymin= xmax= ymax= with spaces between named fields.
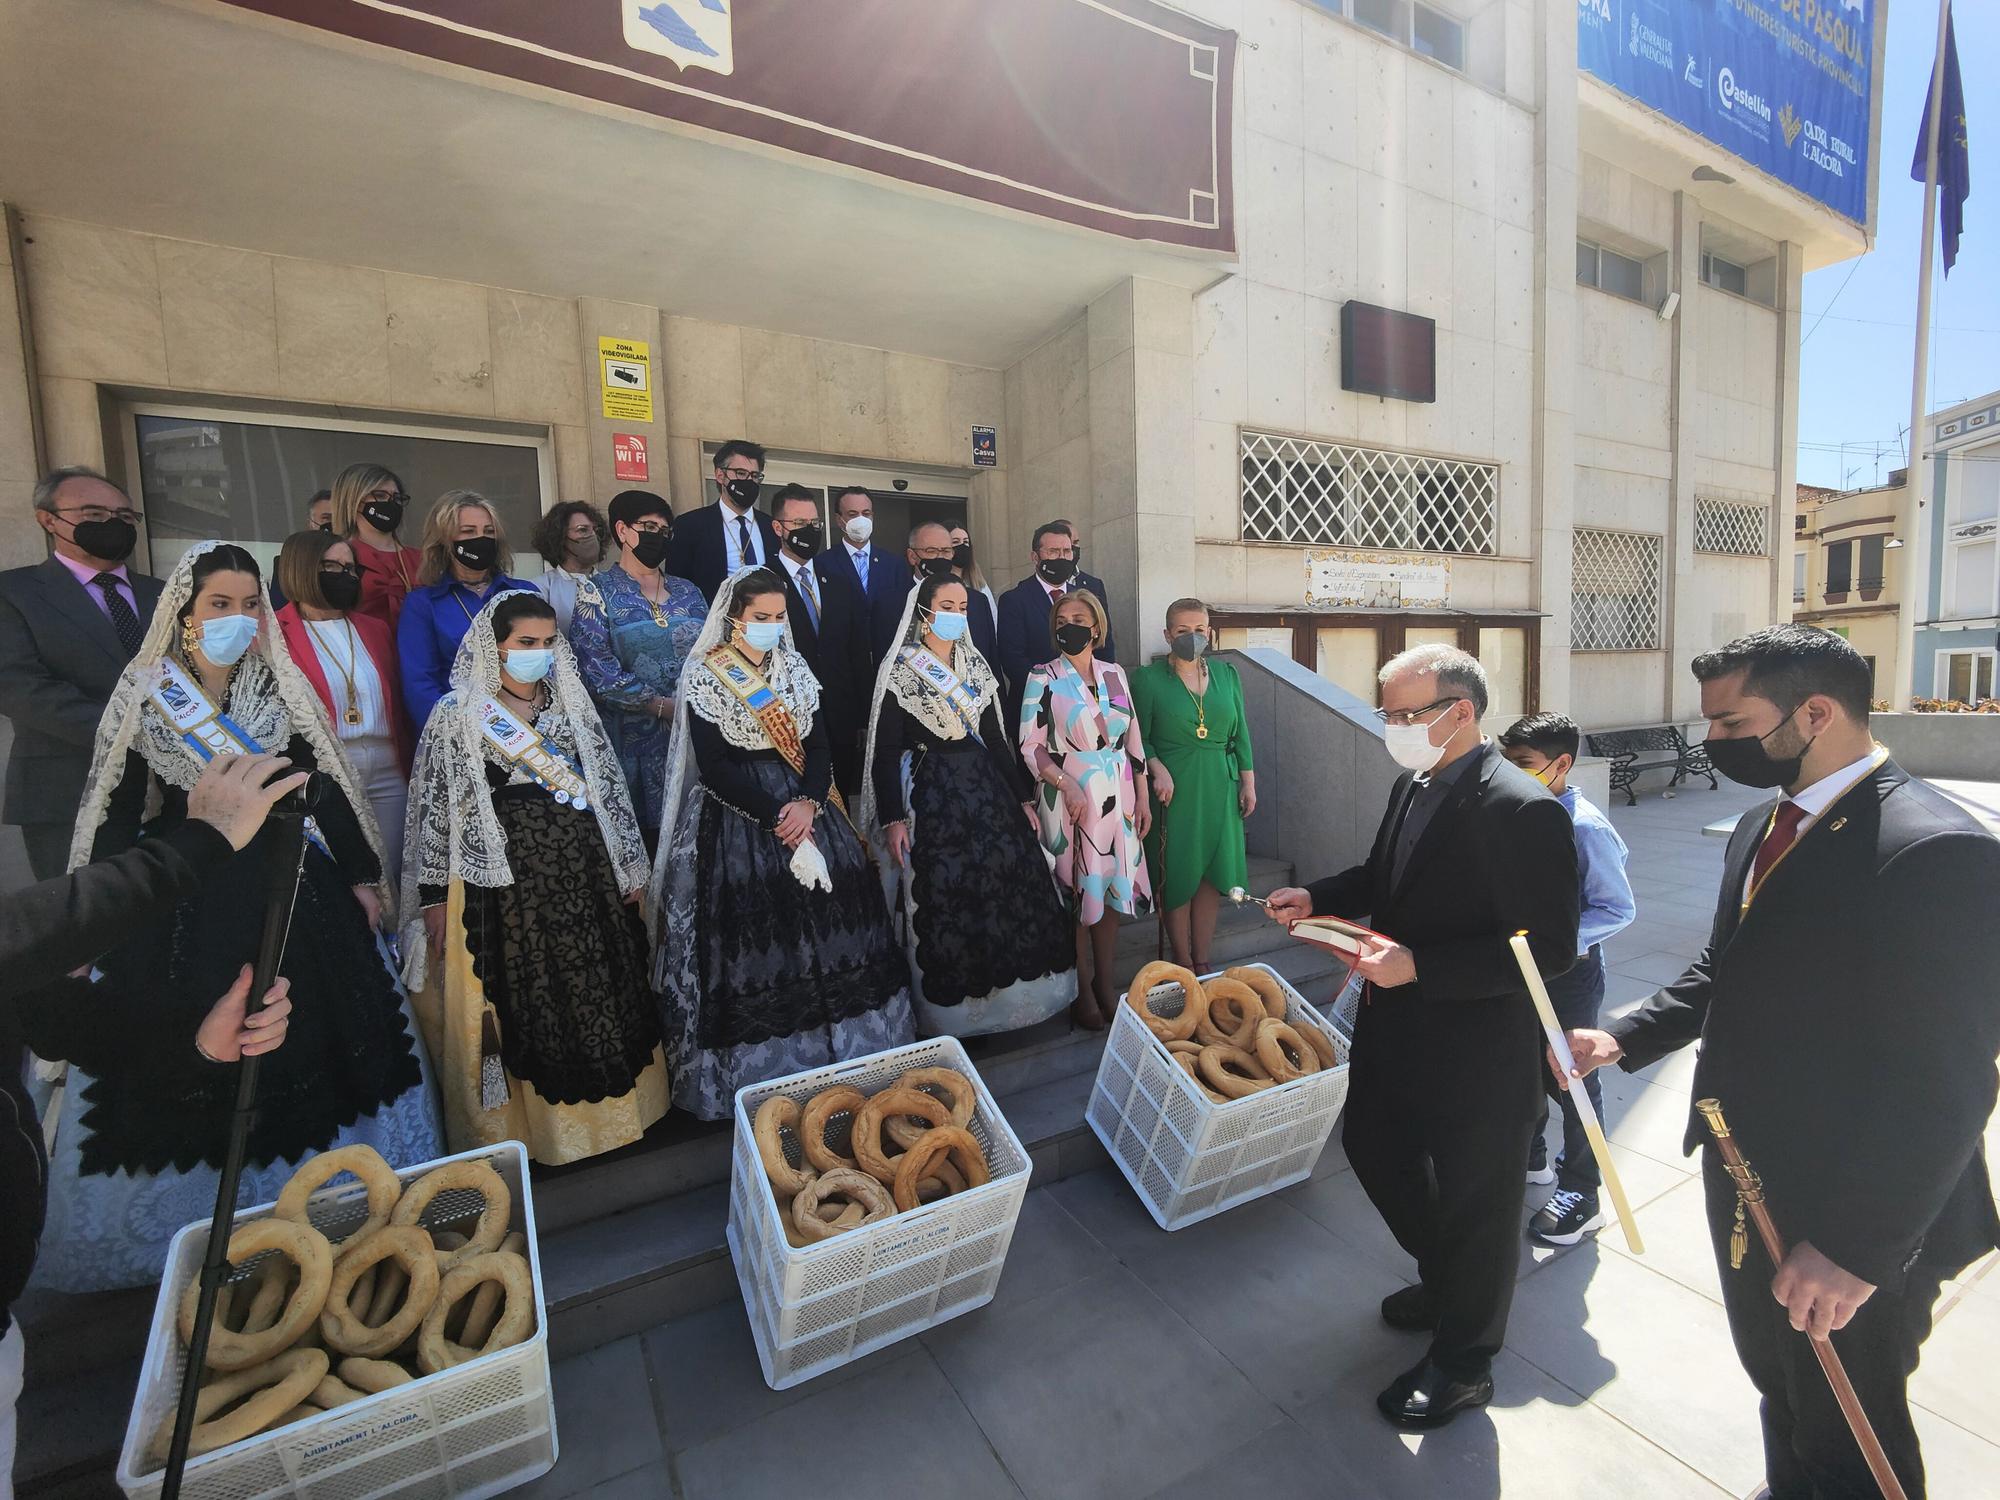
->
xmin=1132 ymin=597 xmax=1257 ymax=972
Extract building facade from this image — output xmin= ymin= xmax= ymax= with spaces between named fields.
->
xmin=0 ymin=0 xmax=1882 ymax=743
xmin=1793 ymin=475 xmax=1906 ymax=706
xmin=1908 ymin=391 xmax=2000 ymax=704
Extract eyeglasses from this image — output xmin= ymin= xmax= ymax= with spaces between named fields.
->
xmin=719 ymin=466 xmax=764 ymax=482
xmin=1373 ymin=697 xmax=1464 ymax=727
xmin=56 ymin=506 xmax=142 ymax=525
xmin=364 ymin=488 xmax=409 ymax=505
xmin=626 ymin=521 xmax=672 ymax=536
xmin=912 ymin=546 xmax=954 ymax=560
xmin=319 ymin=562 xmax=361 ymax=577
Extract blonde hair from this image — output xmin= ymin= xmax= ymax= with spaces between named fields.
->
xmin=1049 ymin=587 xmax=1107 ymax=650
xmin=329 ymin=463 xmax=406 ymax=539
xmin=416 ymin=489 xmax=512 ymax=585
xmin=1164 ymin=596 xmax=1208 ymax=628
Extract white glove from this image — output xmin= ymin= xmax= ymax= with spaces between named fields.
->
xmin=788 ymin=836 xmax=833 ymax=893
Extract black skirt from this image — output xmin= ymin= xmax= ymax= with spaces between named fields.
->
xmin=460 ymin=785 xmax=662 ymax=1106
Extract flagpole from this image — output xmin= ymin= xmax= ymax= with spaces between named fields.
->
xmin=1895 ymin=0 xmax=1953 ymax=709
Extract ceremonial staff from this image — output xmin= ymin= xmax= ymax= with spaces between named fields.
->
xmin=1696 ymin=1098 xmax=1909 ymax=1500
xmin=161 ymin=782 xmax=314 ymax=1500
xmin=1507 ymin=932 xmax=1644 ymax=1253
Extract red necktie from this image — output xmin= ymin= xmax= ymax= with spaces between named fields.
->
xmin=1748 ymin=801 xmax=1807 ymax=893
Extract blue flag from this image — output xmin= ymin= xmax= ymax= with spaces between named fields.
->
xmin=1911 ymin=5 xmax=1970 ymax=275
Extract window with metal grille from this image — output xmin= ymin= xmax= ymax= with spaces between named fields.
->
xmin=1239 ymin=431 xmax=1497 ymax=554
xmin=1571 ymin=528 xmax=1663 ymax=651
xmin=1693 ymin=498 xmax=1769 ymax=556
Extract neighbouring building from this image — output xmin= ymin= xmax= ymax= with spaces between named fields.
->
xmin=1911 ymin=391 xmax=2000 ymax=704
xmin=0 ymin=0 xmax=1883 ymax=774
xmin=1793 ymin=474 xmax=1906 ymax=706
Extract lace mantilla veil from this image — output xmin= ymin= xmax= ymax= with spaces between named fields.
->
xmin=855 ymin=577 xmax=1002 ymax=836
xmin=646 ymin=564 xmax=822 ymax=919
xmin=396 ymin=588 xmax=649 ymax=990
xmin=67 ymin=539 xmax=390 ymax=891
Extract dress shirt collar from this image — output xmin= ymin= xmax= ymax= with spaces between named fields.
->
xmin=54 ymin=550 xmax=128 ymax=588
xmin=1785 ymin=747 xmax=1885 ymax=825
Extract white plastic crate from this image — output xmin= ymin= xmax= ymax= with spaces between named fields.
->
xmin=1087 ymin=963 xmax=1354 ymax=1231
xmin=727 ymin=1037 xmax=1030 ymax=1389
xmin=118 ymin=1141 xmax=555 ymax=1500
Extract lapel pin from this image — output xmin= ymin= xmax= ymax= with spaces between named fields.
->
xmin=1827 ymin=816 xmax=1848 ymax=832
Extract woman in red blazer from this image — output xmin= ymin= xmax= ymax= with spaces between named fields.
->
xmin=330 ymin=462 xmax=425 ymax=632
xmin=274 ymin=530 xmax=416 ymax=882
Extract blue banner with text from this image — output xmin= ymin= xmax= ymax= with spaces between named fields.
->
xmin=1577 ymin=0 xmax=1874 ymax=224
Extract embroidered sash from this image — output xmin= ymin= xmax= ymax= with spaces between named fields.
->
xmin=478 ymin=697 xmax=591 ymax=810
xmin=151 ymin=658 xmax=332 ymax=858
xmin=903 ymin=645 xmax=983 ymax=740
xmin=705 ymin=643 xmax=851 ymax=818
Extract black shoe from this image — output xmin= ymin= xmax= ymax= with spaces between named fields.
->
xmin=1529 ymin=1188 xmax=1606 ymax=1246
xmin=1375 ymin=1357 xmax=1494 ymax=1430
xmin=1379 ymin=1283 xmax=1438 ymax=1332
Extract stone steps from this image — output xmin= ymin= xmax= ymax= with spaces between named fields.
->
xmin=16 ymin=852 xmax=1361 ymax=1496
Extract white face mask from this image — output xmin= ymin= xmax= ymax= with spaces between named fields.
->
xmin=843 ymin=515 xmax=874 ymax=545
xmin=1383 ymin=712 xmax=1459 ymax=775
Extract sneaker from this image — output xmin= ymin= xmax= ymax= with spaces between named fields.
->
xmin=1525 ymin=1164 xmax=1556 ymax=1186
xmin=1529 ymin=1188 xmax=1605 ymax=1246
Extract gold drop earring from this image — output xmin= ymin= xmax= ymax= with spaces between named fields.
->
xmin=181 ymin=616 xmax=202 ymax=662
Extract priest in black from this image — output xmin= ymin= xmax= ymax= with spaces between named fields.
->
xmin=1265 ymin=644 xmax=1578 ymax=1430
xmin=1568 ymin=625 xmax=2000 ymax=1500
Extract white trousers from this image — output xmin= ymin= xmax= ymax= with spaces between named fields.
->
xmin=342 ymin=734 xmax=408 ymax=889
xmin=0 ymin=1320 xmax=22 ymax=1500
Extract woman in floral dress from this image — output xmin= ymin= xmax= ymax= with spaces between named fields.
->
xmin=1019 ymin=588 xmax=1152 ymax=1029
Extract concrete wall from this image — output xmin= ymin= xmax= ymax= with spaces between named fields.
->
xmin=1874 ymin=713 xmax=2000 ymax=781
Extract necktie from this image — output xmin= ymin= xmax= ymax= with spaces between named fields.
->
xmin=737 ymin=515 xmax=754 ymax=568
xmin=854 ymin=546 xmax=869 ymax=591
xmin=1747 ymin=800 xmax=1808 ymax=897
xmin=797 ymin=564 xmax=820 ymax=631
xmin=94 ymin=572 xmax=143 ymax=658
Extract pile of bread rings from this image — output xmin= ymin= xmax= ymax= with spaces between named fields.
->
xmin=751 ymin=1067 xmax=993 ymax=1248
xmin=1125 ymin=963 xmax=1338 ymax=1103
xmin=146 ymin=1146 xmax=535 ymax=1465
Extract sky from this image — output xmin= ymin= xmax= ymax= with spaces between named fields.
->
xmin=1797 ymin=0 xmax=1997 ymax=490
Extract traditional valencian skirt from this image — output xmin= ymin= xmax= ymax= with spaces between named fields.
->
xmin=415 ymin=785 xmax=670 ymax=1166
xmin=656 ymin=754 xmax=914 ymax=1120
xmin=897 ymin=739 xmax=1074 ymax=1036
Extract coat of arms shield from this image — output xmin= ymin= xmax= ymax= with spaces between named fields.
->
xmin=622 ymin=0 xmax=734 ymax=76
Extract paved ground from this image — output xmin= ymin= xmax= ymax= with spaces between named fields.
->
xmin=517 ymin=777 xmax=2000 ymax=1500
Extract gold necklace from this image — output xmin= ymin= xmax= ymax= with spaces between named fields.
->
xmin=1178 ymin=661 xmax=1209 ymax=739
xmin=638 ymin=572 xmax=668 ymax=627
xmin=310 ymin=615 xmax=365 ymax=726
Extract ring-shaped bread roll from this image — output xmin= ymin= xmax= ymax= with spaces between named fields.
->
xmin=390 ymin=1159 xmax=509 ymax=1269
xmin=799 ymin=1087 xmax=867 ymax=1174
xmin=791 ymin=1168 xmax=893 ymax=1241
xmin=1165 ymin=1039 xmax=1204 ymax=1057
xmin=1225 ymin=965 xmax=1290 ymax=1022
xmin=336 ymin=1356 xmax=414 ymax=1394
xmin=274 ymin=1145 xmax=402 ymax=1248
xmin=1198 ymin=1044 xmax=1275 ymax=1099
xmin=417 ymin=1252 xmax=534 ymax=1374
xmin=1170 ymin=1047 xmax=1230 ymax=1102
xmin=1194 ymin=979 xmax=1265 ymax=1049
xmin=178 ymin=1218 xmax=334 ymax=1372
xmin=1124 ymin=962 xmax=1208 ymax=1042
xmin=320 ymin=1226 xmax=440 ymax=1358
xmin=456 ymin=1230 xmax=528 ymax=1349
xmin=311 ymin=1373 xmax=369 ymax=1410
xmin=891 ymin=1126 xmax=990 ymax=1213
xmin=155 ymin=1348 xmax=328 ymax=1458
xmin=915 ymin=1159 xmax=969 ymax=1203
xmin=753 ymin=1096 xmax=818 ymax=1196
xmin=235 ymin=1256 xmax=291 ymax=1337
xmin=1296 ymin=1016 xmax=1339 ymax=1070
xmin=852 ymin=1087 xmax=950 ymax=1185
xmin=883 ymin=1067 xmax=978 ymax=1149
xmin=1254 ymin=1018 xmax=1320 ymax=1083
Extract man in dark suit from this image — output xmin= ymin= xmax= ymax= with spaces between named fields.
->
xmin=768 ymin=485 xmax=874 ymax=798
xmin=995 ymin=520 xmax=1117 ymax=727
xmin=1566 ymin=626 xmax=2000 ymax=1499
xmin=0 ymin=468 xmax=165 ymax=880
xmin=826 ymin=486 xmax=911 ymax=643
xmin=1049 ymin=518 xmax=1115 ymax=613
xmin=1265 ymin=645 xmax=1579 ymax=1430
xmin=662 ymin=438 xmax=779 ymax=603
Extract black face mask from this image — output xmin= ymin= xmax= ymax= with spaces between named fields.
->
xmin=917 ymin=556 xmax=956 ymax=580
xmin=783 ymin=523 xmax=823 ymax=557
xmin=1037 ymin=556 xmax=1077 ymax=586
xmin=70 ymin=516 xmax=137 ymax=564
xmin=724 ymin=477 xmax=761 ymax=507
xmin=1705 ymin=706 xmax=1811 ymax=790
xmin=1053 ymin=621 xmax=1094 ymax=656
xmin=320 ymin=573 xmax=362 ymax=611
xmin=360 ymin=499 xmax=404 ymax=533
xmin=952 ymin=542 xmax=974 ymax=569
xmin=452 ymin=536 xmax=500 ymax=573
xmin=627 ymin=530 xmax=672 ymax=569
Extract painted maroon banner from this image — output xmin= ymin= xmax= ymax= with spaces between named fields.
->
xmin=215 ymin=0 xmax=1236 ymax=251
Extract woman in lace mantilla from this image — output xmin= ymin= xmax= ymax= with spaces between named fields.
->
xmin=34 ymin=543 xmax=442 ymax=1293
xmin=651 ymin=566 xmax=913 ymax=1120
xmin=400 ymin=590 xmax=668 ymax=1166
